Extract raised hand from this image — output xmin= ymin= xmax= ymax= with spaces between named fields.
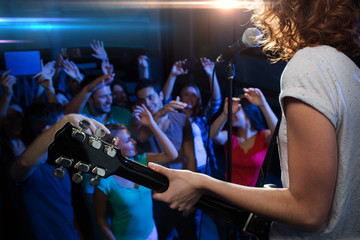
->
xmin=85 ymin=74 xmax=115 ymax=93
xmin=163 ymin=96 xmax=187 ymax=114
xmin=222 ymin=97 xmax=241 ymax=116
xmin=101 ymin=59 xmax=114 ymax=76
xmin=33 ymin=59 xmax=56 ymax=81
xmin=170 ymin=60 xmax=188 ymax=77
xmin=60 ymin=48 xmax=68 ymax=59
xmin=0 ymin=70 xmax=17 ymax=96
xmin=62 ymin=59 xmax=84 ymax=82
xmin=90 ymin=40 xmax=108 ymax=60
xmin=133 ymin=104 xmax=156 ymax=127
xmin=138 ymin=55 xmax=149 ymax=68
xmin=33 ymin=60 xmax=56 ymax=90
xmin=243 ymin=88 xmax=266 ymax=107
xmin=200 ymin=57 xmax=215 ymax=76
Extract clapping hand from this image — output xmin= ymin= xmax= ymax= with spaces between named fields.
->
xmin=90 ymin=40 xmax=108 ymax=61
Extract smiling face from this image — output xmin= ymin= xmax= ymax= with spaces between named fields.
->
xmin=136 ymin=86 xmax=163 ymax=114
xmin=89 ymin=85 xmax=112 ymax=115
xmin=113 ymin=128 xmax=137 ymax=157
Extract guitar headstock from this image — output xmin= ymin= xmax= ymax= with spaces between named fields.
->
xmin=47 ymin=120 xmax=169 ymax=192
xmin=48 ymin=120 xmax=125 ymax=186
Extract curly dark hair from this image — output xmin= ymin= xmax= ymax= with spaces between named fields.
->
xmin=250 ymin=0 xmax=360 ymax=62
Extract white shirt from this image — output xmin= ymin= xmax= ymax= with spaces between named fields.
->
xmin=271 ymin=46 xmax=360 ymax=239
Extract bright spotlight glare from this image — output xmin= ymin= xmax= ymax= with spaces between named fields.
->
xmin=217 ymin=0 xmax=237 ymax=9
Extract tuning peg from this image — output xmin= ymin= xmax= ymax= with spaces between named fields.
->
xmin=74 ymin=162 xmax=90 ymax=172
xmin=72 ymin=120 xmax=90 ymax=142
xmin=53 ymin=166 xmax=65 ymax=179
xmin=90 ymin=175 xmax=100 ymax=186
xmin=72 ymin=172 xmax=83 ymax=183
xmin=55 ymin=156 xmax=73 ymax=168
xmin=89 ymin=128 xmax=105 ymax=150
xmin=92 ymin=166 xmax=106 ymax=177
xmin=79 ymin=120 xmax=90 ymax=131
xmin=104 ymin=136 xmax=118 ymax=157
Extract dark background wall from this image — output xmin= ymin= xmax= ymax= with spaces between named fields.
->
xmin=0 ymin=0 xmax=285 ymax=112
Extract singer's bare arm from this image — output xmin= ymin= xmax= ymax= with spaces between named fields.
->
xmin=150 ymin=97 xmax=337 ymax=231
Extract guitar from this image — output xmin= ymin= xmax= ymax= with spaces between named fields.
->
xmin=47 ymin=121 xmax=272 ymax=240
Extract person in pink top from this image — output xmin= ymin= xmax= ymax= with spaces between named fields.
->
xmin=210 ymin=88 xmax=278 ymax=187
xmin=209 ymin=88 xmax=278 ymax=239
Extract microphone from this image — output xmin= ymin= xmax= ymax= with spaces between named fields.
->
xmin=216 ymin=28 xmax=262 ymax=63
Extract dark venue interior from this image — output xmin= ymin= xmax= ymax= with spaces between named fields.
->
xmin=1 ymin=1 xmax=285 ymax=239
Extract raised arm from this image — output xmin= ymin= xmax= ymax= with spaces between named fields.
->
xmin=200 ymin=57 xmax=221 ymax=101
xmin=101 ymin=59 xmax=114 ymax=78
xmin=64 ymin=74 xmax=114 ymax=114
xmin=62 ymin=58 xmax=84 ymax=83
xmin=209 ymin=97 xmax=241 ymax=145
xmin=152 ymin=96 xmax=187 ymax=123
xmin=0 ymin=70 xmax=16 ymax=120
xmin=162 ymin=60 xmax=187 ymax=102
xmin=133 ymin=104 xmax=178 ymax=163
xmin=138 ymin=55 xmax=149 ymax=79
xmin=243 ymin=88 xmax=278 ymax=144
xmin=33 ymin=60 xmax=58 ymax=104
xmin=90 ymin=40 xmax=108 ymax=61
xmin=150 ymin=98 xmax=337 ymax=230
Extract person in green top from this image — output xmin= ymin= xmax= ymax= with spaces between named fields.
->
xmin=94 ymin=104 xmax=178 ymax=240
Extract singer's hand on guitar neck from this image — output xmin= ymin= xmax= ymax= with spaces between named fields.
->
xmin=149 ymin=162 xmax=204 ymax=216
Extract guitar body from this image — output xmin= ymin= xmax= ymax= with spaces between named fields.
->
xmin=47 ymin=122 xmax=272 ymax=240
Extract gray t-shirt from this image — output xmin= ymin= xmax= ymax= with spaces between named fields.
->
xmin=271 ymin=46 xmax=360 ymax=239
xmin=129 ymin=111 xmax=193 ymax=169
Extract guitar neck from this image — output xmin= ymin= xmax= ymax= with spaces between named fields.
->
xmin=48 ymin=122 xmax=270 ymax=240
xmin=113 ymin=154 xmax=251 ymax=227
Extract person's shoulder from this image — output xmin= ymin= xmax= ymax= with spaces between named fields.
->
xmin=292 ymin=45 xmax=344 ymax=63
xmin=168 ymin=111 xmax=186 ymax=118
xmin=168 ymin=111 xmax=188 ymax=124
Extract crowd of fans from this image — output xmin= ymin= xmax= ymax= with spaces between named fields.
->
xmin=0 ymin=40 xmax=276 ymax=240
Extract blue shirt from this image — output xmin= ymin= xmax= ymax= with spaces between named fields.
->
xmin=13 ymin=162 xmax=80 ymax=240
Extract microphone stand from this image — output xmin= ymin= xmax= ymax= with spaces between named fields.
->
xmin=225 ymin=58 xmax=234 ymax=240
